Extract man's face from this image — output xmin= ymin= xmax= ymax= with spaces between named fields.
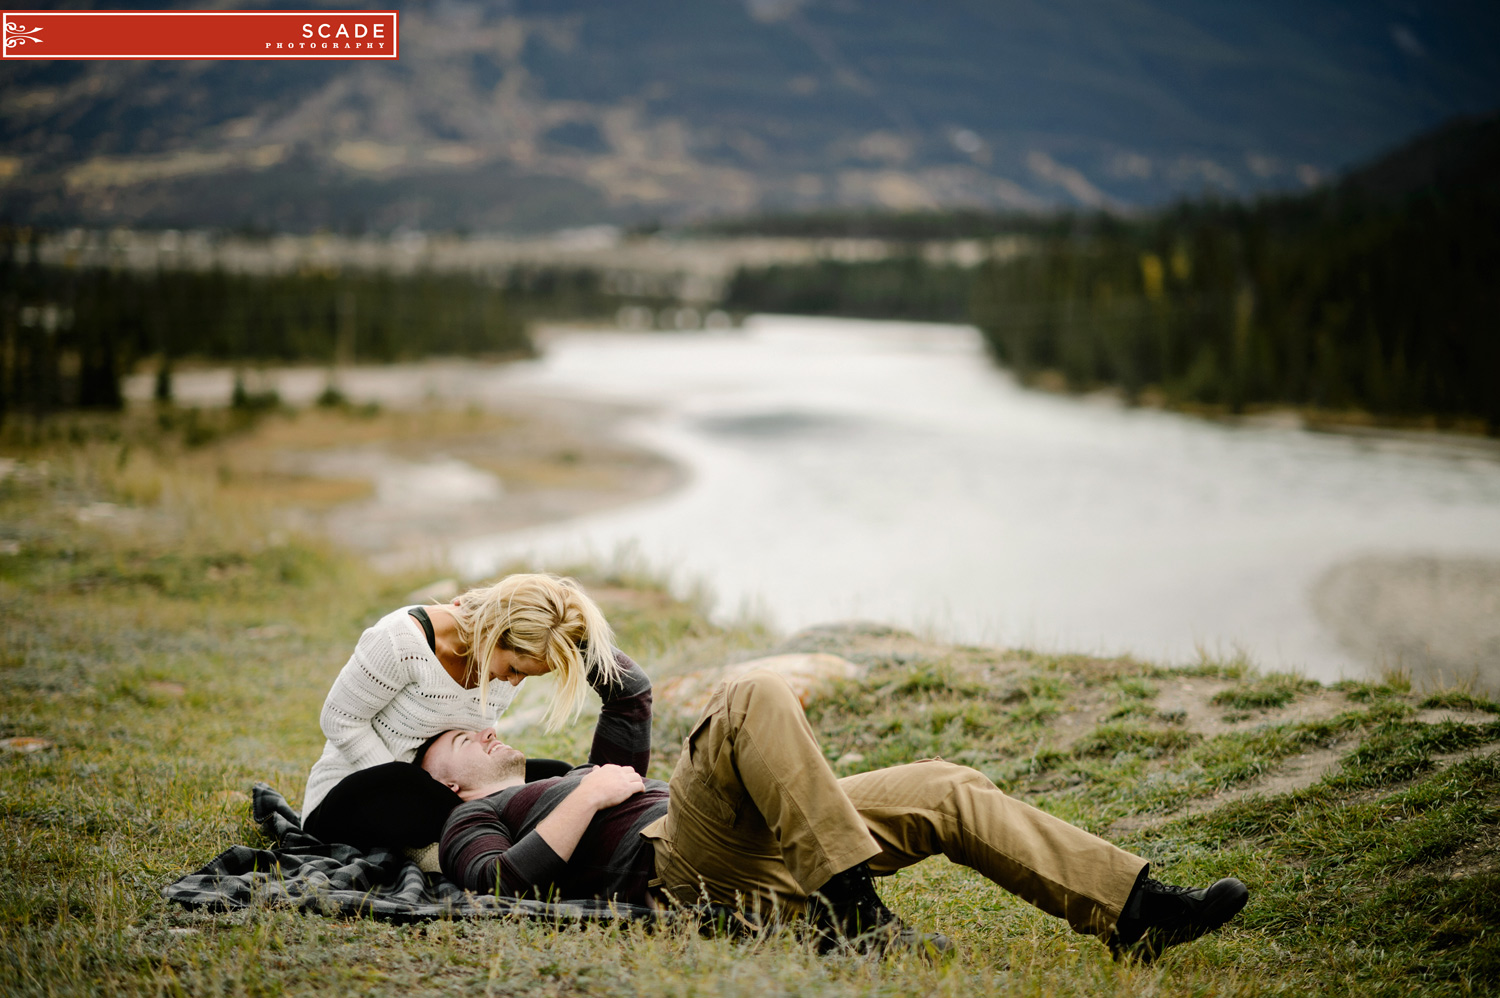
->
xmin=420 ymin=727 xmax=525 ymax=796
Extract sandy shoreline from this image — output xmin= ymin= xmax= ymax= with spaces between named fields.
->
xmin=133 ymin=360 xmax=688 ymax=576
xmin=299 ymin=396 xmax=685 ymax=574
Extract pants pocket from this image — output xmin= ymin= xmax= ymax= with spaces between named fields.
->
xmin=678 ymin=703 xmax=740 ymax=824
xmin=645 ymin=828 xmax=706 ymax=906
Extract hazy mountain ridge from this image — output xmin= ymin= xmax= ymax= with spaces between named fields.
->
xmin=1340 ymin=110 xmax=1500 ymax=202
xmin=1 ymin=0 xmax=1497 ymax=232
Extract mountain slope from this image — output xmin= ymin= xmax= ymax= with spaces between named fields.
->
xmin=1 ymin=0 xmax=1497 ymax=231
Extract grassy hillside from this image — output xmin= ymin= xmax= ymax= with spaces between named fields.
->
xmin=2 ymin=408 xmax=1497 ymax=996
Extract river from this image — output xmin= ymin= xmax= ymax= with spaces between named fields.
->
xmin=138 ymin=315 xmax=1500 ymax=687
xmin=466 ymin=316 xmax=1500 ymax=687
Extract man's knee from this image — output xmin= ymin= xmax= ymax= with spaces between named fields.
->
xmin=939 ymin=760 xmax=995 ymax=787
xmin=901 ymin=758 xmax=991 ymax=782
xmin=680 ymin=670 xmax=807 ymax=785
xmin=909 ymin=759 xmax=1003 ymax=809
xmin=721 ymin=669 xmax=803 ymax=716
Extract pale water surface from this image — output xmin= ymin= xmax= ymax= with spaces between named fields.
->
xmin=457 ymin=316 xmax=1500 ymax=683
xmin=134 ymin=315 xmax=1500 ymax=682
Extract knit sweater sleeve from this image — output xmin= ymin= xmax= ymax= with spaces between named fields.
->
xmin=317 ymin=619 xmax=414 ymax=769
xmin=588 ymin=650 xmax=652 ymax=773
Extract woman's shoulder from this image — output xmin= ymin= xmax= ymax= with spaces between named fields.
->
xmin=359 ymin=605 xmax=431 ymax=640
xmin=352 ymin=606 xmax=434 ymax=668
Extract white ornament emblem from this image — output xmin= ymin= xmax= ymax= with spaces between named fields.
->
xmin=4 ymin=20 xmax=45 ymax=49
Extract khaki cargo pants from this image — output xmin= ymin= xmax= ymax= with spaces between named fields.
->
xmin=640 ymin=670 xmax=1147 ymax=936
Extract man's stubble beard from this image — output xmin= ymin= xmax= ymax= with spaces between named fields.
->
xmin=487 ymin=745 xmax=526 ymax=784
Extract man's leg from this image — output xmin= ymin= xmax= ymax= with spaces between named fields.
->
xmin=840 ymin=760 xmax=1249 ymax=959
xmin=838 ymin=760 xmax=1146 ymax=936
xmin=645 ymin=670 xmax=881 ymax=911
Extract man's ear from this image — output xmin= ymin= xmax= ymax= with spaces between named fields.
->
xmin=443 ymin=780 xmax=462 ymax=795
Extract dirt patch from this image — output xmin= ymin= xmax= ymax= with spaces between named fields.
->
xmin=1256 ymin=745 xmax=1346 ymax=791
xmin=1430 ymin=744 xmax=1500 ymax=770
xmin=1152 ymin=678 xmax=1238 ymax=734
xmin=1048 ymin=693 xmax=1111 ymax=752
xmin=1109 ymin=743 xmax=1351 ymax=835
xmin=1432 ymin=823 xmax=1500 ymax=880
xmin=1244 ymin=686 xmax=1355 ymax=726
xmin=771 ymin=621 xmax=988 ymax=669
xmin=1156 ymin=679 xmax=1355 ymax=734
xmin=1212 ymin=744 xmax=1346 ymax=803
xmin=1413 ymin=708 xmax=1497 ymax=726
xmin=1112 ymin=735 xmax=1500 ymax=837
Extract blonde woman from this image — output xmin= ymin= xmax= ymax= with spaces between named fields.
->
xmin=301 ymin=573 xmax=636 ymax=851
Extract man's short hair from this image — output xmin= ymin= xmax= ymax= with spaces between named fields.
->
xmin=412 ymin=730 xmax=447 ymax=770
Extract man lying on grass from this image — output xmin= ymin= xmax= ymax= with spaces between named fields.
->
xmin=417 ymin=658 xmax=1248 ymax=960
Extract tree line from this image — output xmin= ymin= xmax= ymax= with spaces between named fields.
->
xmin=0 ymin=235 xmax=535 ymax=422
xmin=694 ymin=208 xmax=1069 ymax=241
xmin=970 ymin=184 xmax=1498 ymax=430
xmin=722 ymin=257 xmax=973 ymax=323
xmin=721 ymin=116 xmax=1500 ymax=433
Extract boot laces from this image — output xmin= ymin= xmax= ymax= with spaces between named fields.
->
xmin=1141 ymin=877 xmax=1195 ymax=897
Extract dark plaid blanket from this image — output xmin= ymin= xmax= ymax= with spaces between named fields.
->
xmin=164 ymin=783 xmax=663 ymax=924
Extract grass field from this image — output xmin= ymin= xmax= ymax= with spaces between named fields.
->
xmin=2 ymin=407 xmax=1497 ymax=997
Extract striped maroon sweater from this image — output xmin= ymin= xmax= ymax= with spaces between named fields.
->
xmin=438 ymin=652 xmax=666 ymax=903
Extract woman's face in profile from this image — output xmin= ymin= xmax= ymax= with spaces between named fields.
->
xmin=486 ymin=647 xmax=549 ymax=687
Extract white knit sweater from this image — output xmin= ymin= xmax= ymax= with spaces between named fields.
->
xmin=300 ymin=606 xmax=517 ymax=817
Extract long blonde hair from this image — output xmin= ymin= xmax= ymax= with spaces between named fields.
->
xmin=448 ymin=573 xmax=621 ymax=731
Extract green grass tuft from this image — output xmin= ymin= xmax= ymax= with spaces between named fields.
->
xmin=1072 ymin=722 xmax=1201 ymax=758
xmin=1419 ymin=690 xmax=1500 ymax=714
xmin=1210 ymin=673 xmax=1321 ymax=710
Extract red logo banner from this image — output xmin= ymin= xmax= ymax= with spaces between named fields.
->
xmin=1 ymin=10 xmax=399 ymax=59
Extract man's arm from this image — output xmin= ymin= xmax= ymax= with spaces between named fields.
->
xmin=533 ymin=765 xmax=644 ymax=861
xmin=588 ymin=650 xmax=652 ymax=773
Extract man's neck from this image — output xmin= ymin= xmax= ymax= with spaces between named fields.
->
xmin=458 ymin=774 xmax=525 ymax=802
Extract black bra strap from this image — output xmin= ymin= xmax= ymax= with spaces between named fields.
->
xmin=408 ymin=607 xmax=437 ymax=654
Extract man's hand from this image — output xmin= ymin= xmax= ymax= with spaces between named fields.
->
xmin=578 ymin=764 xmax=645 ymax=809
xmin=533 ymin=764 xmax=645 ymax=862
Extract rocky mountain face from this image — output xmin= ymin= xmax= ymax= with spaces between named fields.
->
xmin=2 ymin=0 xmax=1497 ymax=232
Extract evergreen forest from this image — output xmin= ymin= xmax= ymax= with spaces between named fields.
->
xmin=731 ymin=113 xmax=1500 ymax=432
xmin=971 ymin=178 xmax=1498 ymax=429
xmin=0 ymin=252 xmax=534 ymax=419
